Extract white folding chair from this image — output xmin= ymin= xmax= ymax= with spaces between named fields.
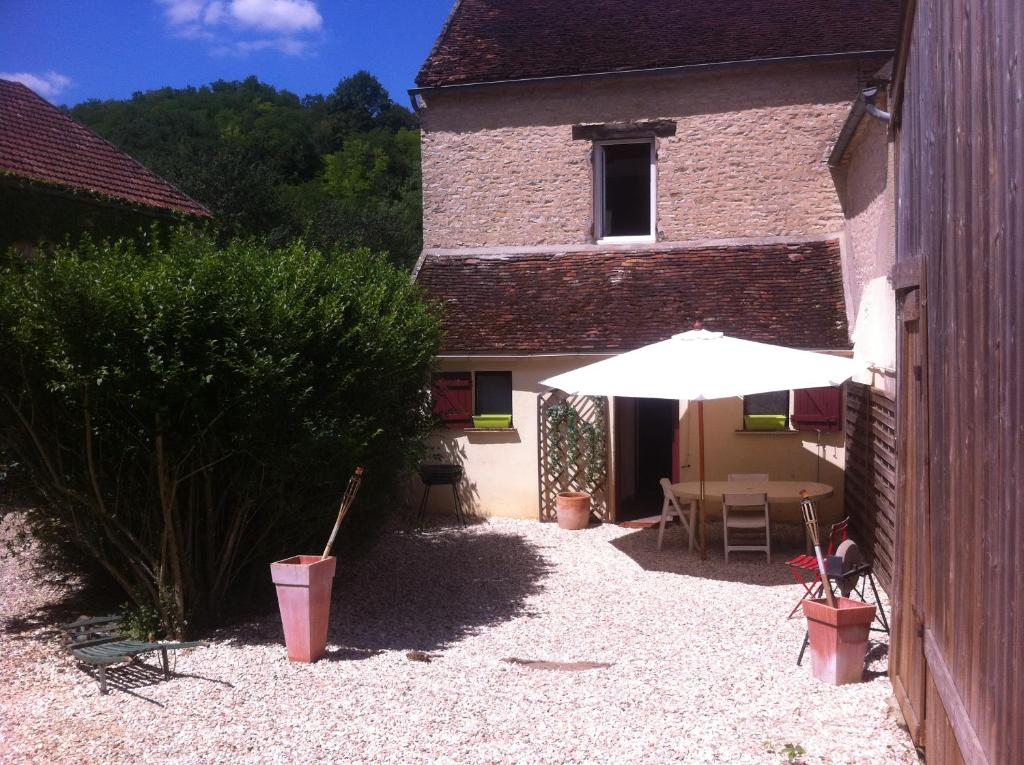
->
xmin=722 ymin=492 xmax=771 ymax=562
xmin=727 ymin=473 xmax=769 ymax=482
xmin=657 ymin=478 xmax=696 ymax=551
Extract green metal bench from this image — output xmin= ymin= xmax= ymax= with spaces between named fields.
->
xmin=61 ymin=615 xmax=205 ymax=694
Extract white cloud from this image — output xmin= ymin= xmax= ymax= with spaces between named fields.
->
xmin=0 ymin=70 xmax=73 ymax=100
xmin=156 ymin=0 xmax=322 ymax=56
xmin=230 ymin=0 xmax=321 ymax=33
xmin=212 ymin=36 xmax=311 ymax=57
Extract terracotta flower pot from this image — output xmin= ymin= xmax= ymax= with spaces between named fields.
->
xmin=270 ymin=555 xmax=336 ymax=663
xmin=556 ymin=491 xmax=592 ymax=530
xmin=802 ymin=596 xmax=877 ymax=685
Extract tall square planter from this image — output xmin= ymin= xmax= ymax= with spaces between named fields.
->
xmin=270 ymin=555 xmax=336 ymax=663
xmin=801 ymin=596 xmax=876 ymax=685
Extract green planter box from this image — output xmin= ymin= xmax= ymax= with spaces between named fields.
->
xmin=472 ymin=414 xmax=512 ymax=429
xmin=744 ymin=414 xmax=788 ymax=431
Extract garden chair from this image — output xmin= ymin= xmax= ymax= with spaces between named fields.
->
xmin=61 ymin=615 xmax=206 ymax=695
xmin=785 ymin=504 xmax=850 ymax=618
xmin=722 ymin=492 xmax=770 ymax=562
xmin=657 ymin=478 xmax=695 ymax=551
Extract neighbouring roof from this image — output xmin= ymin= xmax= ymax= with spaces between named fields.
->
xmin=416 ymin=0 xmax=900 ymax=88
xmin=417 ymin=241 xmax=850 ymax=354
xmin=0 ymin=80 xmax=209 ymax=217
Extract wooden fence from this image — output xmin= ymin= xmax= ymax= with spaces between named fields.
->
xmin=842 ymin=382 xmax=897 ymax=592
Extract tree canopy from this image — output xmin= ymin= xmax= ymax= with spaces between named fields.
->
xmin=69 ymin=72 xmax=422 ymax=268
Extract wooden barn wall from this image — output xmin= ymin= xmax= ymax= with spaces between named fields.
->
xmin=893 ymin=0 xmax=1023 ymax=763
xmin=842 ymin=383 xmax=896 ymax=591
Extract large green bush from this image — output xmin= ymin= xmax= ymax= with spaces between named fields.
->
xmin=0 ymin=230 xmax=441 ymax=635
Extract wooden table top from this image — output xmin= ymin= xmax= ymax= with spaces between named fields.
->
xmin=670 ymin=480 xmax=834 ymax=502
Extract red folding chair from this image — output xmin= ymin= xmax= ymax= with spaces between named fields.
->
xmin=785 ymin=510 xmax=849 ymax=618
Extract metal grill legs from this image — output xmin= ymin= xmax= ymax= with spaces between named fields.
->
xmin=416 ymin=483 xmax=466 ymax=528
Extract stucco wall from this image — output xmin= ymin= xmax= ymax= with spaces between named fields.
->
xmin=418 ymin=356 xmax=846 ymax=524
xmin=679 ymin=397 xmax=846 ymax=526
xmin=420 ymin=60 xmax=872 ymax=248
xmin=833 ymin=114 xmax=897 ymax=388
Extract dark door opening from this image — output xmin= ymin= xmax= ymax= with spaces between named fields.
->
xmin=614 ymin=397 xmax=678 ymax=522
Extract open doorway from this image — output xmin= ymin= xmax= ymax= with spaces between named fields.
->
xmin=614 ymin=397 xmax=678 ymax=522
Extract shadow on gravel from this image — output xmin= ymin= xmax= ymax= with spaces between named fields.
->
xmin=609 ymin=524 xmax=802 ymax=587
xmin=76 ymin=660 xmax=234 ymax=704
xmin=0 ymin=575 xmax=121 ymax=641
xmin=222 ymin=528 xmax=551 ymax=658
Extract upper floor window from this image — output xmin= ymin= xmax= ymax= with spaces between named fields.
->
xmin=595 ymin=139 xmax=655 ymax=243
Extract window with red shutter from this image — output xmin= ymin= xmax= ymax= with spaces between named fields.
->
xmin=791 ymin=385 xmax=843 ymax=432
xmin=431 ymin=372 xmax=472 ymax=428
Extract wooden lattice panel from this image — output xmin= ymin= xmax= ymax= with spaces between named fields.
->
xmin=537 ymin=392 xmax=609 ymax=522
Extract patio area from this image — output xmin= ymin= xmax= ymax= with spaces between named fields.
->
xmin=1 ymin=517 xmax=916 ymax=764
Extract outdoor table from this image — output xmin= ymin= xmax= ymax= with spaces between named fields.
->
xmin=670 ymin=480 xmax=834 ymax=558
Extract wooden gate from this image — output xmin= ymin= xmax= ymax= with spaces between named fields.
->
xmin=537 ymin=392 xmax=609 ymax=522
xmin=890 ymin=284 xmax=929 ymax=746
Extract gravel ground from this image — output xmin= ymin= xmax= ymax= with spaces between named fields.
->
xmin=0 ymin=516 xmax=917 ymax=765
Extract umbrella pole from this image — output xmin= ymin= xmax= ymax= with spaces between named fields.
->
xmin=698 ymin=400 xmax=707 ymax=560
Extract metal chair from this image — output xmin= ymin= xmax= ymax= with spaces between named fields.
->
xmin=722 ymin=492 xmax=770 ymax=562
xmin=785 ymin=508 xmax=849 ymax=618
xmin=657 ymin=478 xmax=695 ymax=551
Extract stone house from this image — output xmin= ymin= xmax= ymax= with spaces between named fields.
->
xmin=411 ymin=0 xmax=900 ymax=523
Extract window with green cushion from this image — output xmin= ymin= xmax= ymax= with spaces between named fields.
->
xmin=474 ymin=371 xmax=512 ymax=420
xmin=742 ymin=390 xmax=789 ymax=431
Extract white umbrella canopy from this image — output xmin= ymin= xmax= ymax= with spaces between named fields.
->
xmin=540 ymin=326 xmax=865 ymax=558
xmin=540 ymin=328 xmax=864 ymax=401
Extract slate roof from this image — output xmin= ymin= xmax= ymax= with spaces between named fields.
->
xmin=416 ymin=0 xmax=900 ymax=88
xmin=416 ymin=241 xmax=850 ymax=354
xmin=0 ymin=80 xmax=209 ymax=217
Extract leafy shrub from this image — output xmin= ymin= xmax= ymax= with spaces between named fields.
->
xmin=0 ymin=229 xmax=441 ymax=636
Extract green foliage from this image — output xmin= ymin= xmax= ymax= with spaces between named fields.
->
xmin=782 ymin=743 xmax=807 ymax=764
xmin=545 ymin=400 xmax=607 ymax=490
xmin=0 ymin=229 xmax=441 ymax=635
xmin=120 ymin=600 xmax=163 ymax=641
xmin=68 ymin=72 xmax=422 ymax=266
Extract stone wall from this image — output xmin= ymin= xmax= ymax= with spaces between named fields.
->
xmin=420 ymin=60 xmax=874 ymax=248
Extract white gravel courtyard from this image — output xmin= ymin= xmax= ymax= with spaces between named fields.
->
xmin=1 ymin=517 xmax=917 ymax=764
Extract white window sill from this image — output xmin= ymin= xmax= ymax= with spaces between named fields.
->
xmin=597 ymin=235 xmax=656 ymax=245
xmin=734 ymin=429 xmax=801 ymax=435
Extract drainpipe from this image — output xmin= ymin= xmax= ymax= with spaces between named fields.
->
xmin=862 ymin=86 xmax=891 ymax=122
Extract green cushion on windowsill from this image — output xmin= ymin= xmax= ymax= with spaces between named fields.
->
xmin=472 ymin=414 xmax=512 ymax=429
xmin=743 ymin=414 xmax=788 ymax=431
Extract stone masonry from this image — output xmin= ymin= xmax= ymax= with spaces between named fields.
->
xmin=420 ymin=59 xmax=876 ymax=248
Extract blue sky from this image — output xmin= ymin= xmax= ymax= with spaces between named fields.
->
xmin=0 ymin=0 xmax=454 ymax=106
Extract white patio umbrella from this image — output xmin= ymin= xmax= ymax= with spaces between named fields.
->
xmin=540 ymin=324 xmax=864 ymax=556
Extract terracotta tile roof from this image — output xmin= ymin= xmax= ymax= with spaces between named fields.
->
xmin=417 ymin=0 xmax=899 ymax=88
xmin=0 ymin=80 xmax=209 ymax=217
xmin=416 ymin=241 xmax=850 ymax=354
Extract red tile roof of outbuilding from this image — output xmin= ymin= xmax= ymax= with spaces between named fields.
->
xmin=416 ymin=0 xmax=900 ymax=88
xmin=0 ymin=79 xmax=209 ymax=217
xmin=416 ymin=240 xmax=850 ymax=354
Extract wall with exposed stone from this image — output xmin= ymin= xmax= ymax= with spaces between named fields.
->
xmin=420 ymin=60 xmax=874 ymax=248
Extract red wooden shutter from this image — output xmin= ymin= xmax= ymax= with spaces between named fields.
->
xmin=431 ymin=373 xmax=472 ymax=428
xmin=791 ymin=386 xmax=843 ymax=432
